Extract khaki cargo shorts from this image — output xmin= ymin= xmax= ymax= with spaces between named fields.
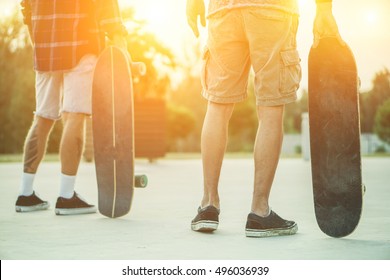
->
xmin=202 ymin=8 xmax=301 ymax=106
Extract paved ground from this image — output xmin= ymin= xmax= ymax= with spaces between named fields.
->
xmin=0 ymin=157 xmax=389 ymax=260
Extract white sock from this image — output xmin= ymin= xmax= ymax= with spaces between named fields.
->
xmin=59 ymin=174 xmax=76 ymax=199
xmin=19 ymin=173 xmax=35 ymax=196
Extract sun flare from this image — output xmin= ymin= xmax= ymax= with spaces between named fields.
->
xmin=120 ymin=0 xmax=187 ymax=45
xmin=141 ymin=6 xmax=171 ymax=33
xmin=364 ymin=9 xmax=379 ymax=26
xmin=0 ymin=6 xmax=12 ymax=18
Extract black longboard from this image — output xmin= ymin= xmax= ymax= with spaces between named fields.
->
xmin=308 ymin=38 xmax=363 ymax=237
xmin=92 ymin=46 xmax=147 ymax=218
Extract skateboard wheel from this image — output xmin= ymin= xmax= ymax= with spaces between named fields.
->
xmin=135 ymin=175 xmax=148 ymax=188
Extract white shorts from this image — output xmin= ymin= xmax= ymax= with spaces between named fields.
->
xmin=35 ymin=55 xmax=97 ymax=120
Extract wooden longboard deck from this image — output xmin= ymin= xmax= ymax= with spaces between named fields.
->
xmin=308 ymin=38 xmax=363 ymax=237
xmin=92 ymin=46 xmax=134 ymax=218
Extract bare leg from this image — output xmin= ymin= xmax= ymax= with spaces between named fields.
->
xmin=200 ymin=101 xmax=235 ymax=209
xmin=17 ymin=116 xmax=53 ymax=209
xmin=251 ymin=105 xmax=284 ymax=216
xmin=60 ymin=112 xmax=86 ymax=176
xmin=23 ymin=116 xmax=55 ymax=174
xmin=55 ymin=112 xmax=96 ymax=214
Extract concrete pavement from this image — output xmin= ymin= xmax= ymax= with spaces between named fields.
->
xmin=0 ymin=157 xmax=389 ymax=260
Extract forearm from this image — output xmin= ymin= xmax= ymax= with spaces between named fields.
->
xmin=313 ymin=0 xmax=343 ymax=46
xmin=316 ymin=0 xmax=332 ymax=9
xmin=315 ymin=0 xmax=335 ymax=18
xmin=95 ymin=0 xmax=128 ymax=40
xmin=20 ymin=0 xmax=31 ymax=26
xmin=20 ymin=0 xmax=34 ymax=45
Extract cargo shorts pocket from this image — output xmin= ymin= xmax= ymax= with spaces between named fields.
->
xmin=280 ymin=49 xmax=302 ymax=94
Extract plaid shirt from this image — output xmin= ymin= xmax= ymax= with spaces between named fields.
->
xmin=20 ymin=0 xmax=127 ymax=71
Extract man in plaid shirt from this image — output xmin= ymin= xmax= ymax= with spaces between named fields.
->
xmin=16 ymin=0 xmax=128 ymax=215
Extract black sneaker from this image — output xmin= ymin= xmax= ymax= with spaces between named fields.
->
xmin=245 ymin=210 xmax=298 ymax=238
xmin=191 ymin=205 xmax=220 ymax=232
xmin=55 ymin=192 xmax=96 ymax=215
xmin=15 ymin=192 xmax=50 ymax=212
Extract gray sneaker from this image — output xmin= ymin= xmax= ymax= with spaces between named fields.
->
xmin=245 ymin=210 xmax=298 ymax=238
xmin=15 ymin=192 xmax=50 ymax=212
xmin=55 ymin=192 xmax=96 ymax=215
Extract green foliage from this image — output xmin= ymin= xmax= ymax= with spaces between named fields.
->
xmin=374 ymin=98 xmax=390 ymax=145
xmin=0 ymin=10 xmax=35 ymax=153
xmin=168 ymin=67 xmax=207 ymax=152
xmin=374 ymin=145 xmax=386 ymax=153
xmin=284 ymin=90 xmax=308 ymax=134
xmin=228 ymin=88 xmax=257 ymax=152
xmin=167 ymin=104 xmax=196 ymax=151
xmin=360 ymin=68 xmax=390 ymax=133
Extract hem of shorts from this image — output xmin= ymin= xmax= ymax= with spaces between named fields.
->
xmin=202 ymin=90 xmax=248 ymax=104
xmin=256 ymin=91 xmax=297 ymax=107
xmin=61 ymin=110 xmax=92 ymax=117
xmin=34 ymin=112 xmax=61 ymax=121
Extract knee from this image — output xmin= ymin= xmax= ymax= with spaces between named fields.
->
xmin=31 ymin=115 xmax=55 ymax=132
xmin=207 ymin=101 xmax=235 ymax=121
xmin=61 ymin=113 xmax=86 ymax=145
xmin=62 ymin=112 xmax=86 ymax=124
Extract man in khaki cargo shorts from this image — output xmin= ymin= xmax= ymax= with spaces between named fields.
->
xmin=187 ymin=0 xmax=344 ymax=237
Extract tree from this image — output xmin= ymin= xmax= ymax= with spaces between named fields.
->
xmin=0 ymin=7 xmax=177 ymax=154
xmin=167 ymin=104 xmax=196 ymax=151
xmin=167 ymin=42 xmax=207 ymax=152
xmin=360 ymin=68 xmax=390 ymax=133
xmin=121 ymin=8 xmax=176 ymax=100
xmin=0 ymin=10 xmax=36 ymax=153
xmin=284 ymin=90 xmax=308 ymax=133
xmin=374 ymin=98 xmax=390 ymax=145
xmin=228 ymin=83 xmax=257 ymax=152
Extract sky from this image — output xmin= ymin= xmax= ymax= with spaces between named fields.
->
xmin=1 ymin=0 xmax=390 ymax=92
